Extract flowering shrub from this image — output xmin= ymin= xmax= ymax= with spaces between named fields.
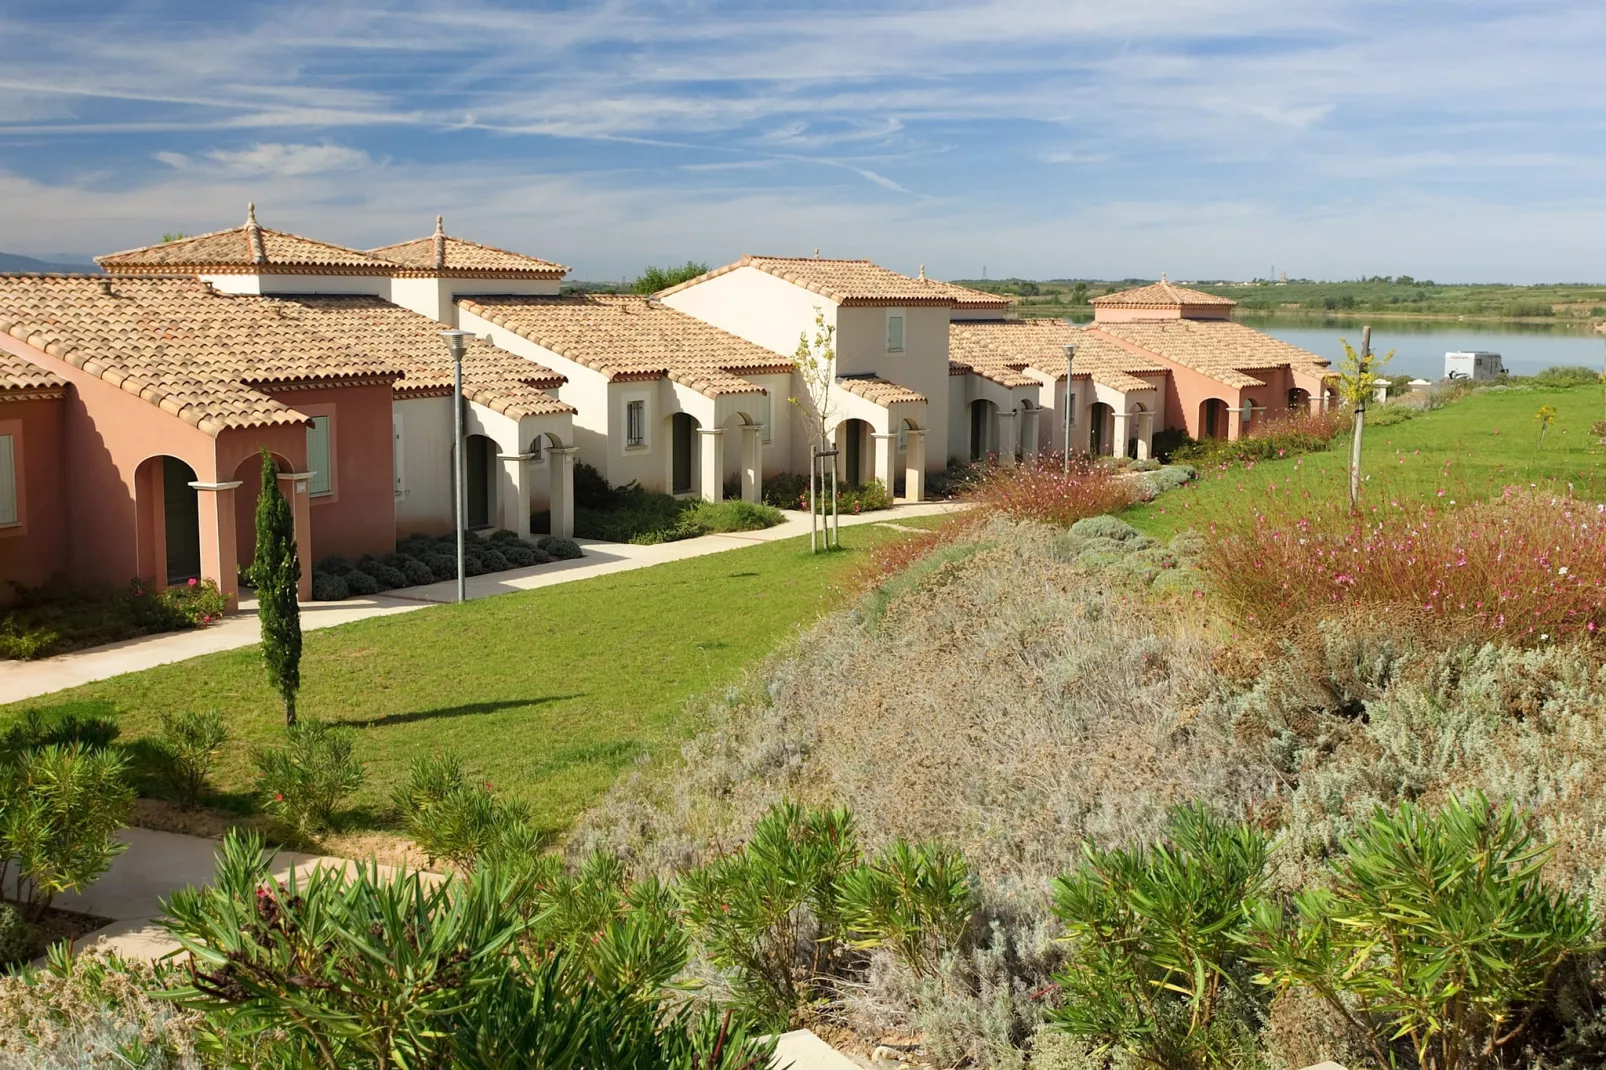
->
xmin=963 ymin=456 xmax=1136 ymax=528
xmin=1173 ymin=407 xmax=1345 ymax=469
xmin=1204 ymin=486 xmax=1606 ymax=642
xmin=763 ymin=473 xmax=894 ymax=514
xmin=0 ymin=577 xmax=227 ymax=659
xmin=252 ymin=719 xmax=364 ymax=840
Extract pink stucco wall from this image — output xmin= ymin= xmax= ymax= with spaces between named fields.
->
xmin=0 ymin=395 xmax=68 ymax=597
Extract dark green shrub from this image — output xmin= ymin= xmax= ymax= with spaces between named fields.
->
xmin=1246 ymin=793 xmax=1598 ymax=1070
xmin=538 ymin=536 xmax=583 ymax=560
xmin=0 ymin=578 xmax=227 ymax=660
xmin=252 ymin=720 xmax=363 ymax=839
xmin=155 ymin=708 xmax=226 ymax=809
xmin=0 ymin=743 xmax=135 ymax=919
xmin=317 ymin=555 xmax=353 ymax=575
xmin=309 ymin=571 xmax=349 ymax=601
xmin=839 ymin=839 xmax=975 ymax=977
xmin=0 ymin=902 xmax=35 ymax=967
xmin=356 ymin=555 xmax=407 ymax=590
xmin=1528 ymin=365 xmax=1601 ymax=389
xmin=392 ymin=753 xmax=541 ymax=871
xmin=1049 ymin=804 xmax=1271 ymax=1070
xmin=462 ymin=554 xmax=486 ymax=577
xmin=1151 ymin=426 xmax=1194 ymax=462
xmin=762 ymin=472 xmax=810 ymax=510
xmin=479 ymin=547 xmax=510 ymax=572
xmin=421 ymin=552 xmax=457 ymax=581
xmin=396 ymin=556 xmax=435 ymax=586
xmin=343 ymin=569 xmax=380 ymax=596
xmin=500 ymin=543 xmax=538 ymax=567
xmin=677 ymin=801 xmax=860 ymax=1024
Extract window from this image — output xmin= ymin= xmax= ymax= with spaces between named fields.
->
xmin=306 ymin=415 xmax=332 ymax=496
xmin=761 ymin=392 xmax=773 ymax=444
xmin=626 ymin=400 xmax=646 ymax=448
xmin=886 ymin=314 xmax=905 ymax=352
xmin=392 ymin=412 xmax=405 ymax=495
xmin=0 ymin=434 xmax=15 ymax=526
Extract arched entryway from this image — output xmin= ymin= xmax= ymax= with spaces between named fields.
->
xmin=969 ymin=399 xmax=997 ymax=461
xmin=464 ymin=433 xmax=496 ymax=529
xmin=1200 ymin=398 xmax=1230 ymax=439
xmin=837 ymin=418 xmax=872 ymax=487
xmin=669 ymin=413 xmax=699 ymax=495
xmin=1088 ymin=402 xmax=1114 ymax=455
xmin=1127 ymin=403 xmax=1148 ymax=458
xmin=1288 ymin=387 xmax=1310 ymax=413
xmin=134 ymin=455 xmax=201 ymax=587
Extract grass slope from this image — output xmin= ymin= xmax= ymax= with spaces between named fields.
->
xmin=0 ymin=525 xmax=920 ymax=833
xmin=1126 ymin=383 xmax=1606 ymax=539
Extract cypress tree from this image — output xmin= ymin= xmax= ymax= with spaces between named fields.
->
xmin=253 ymin=448 xmax=302 ymax=725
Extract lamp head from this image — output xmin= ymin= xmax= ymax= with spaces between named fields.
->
xmin=439 ymin=329 xmax=473 ymax=359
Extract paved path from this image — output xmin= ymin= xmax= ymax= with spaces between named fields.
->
xmin=0 ymin=503 xmax=963 ymax=705
xmin=22 ymin=826 xmax=406 ymax=962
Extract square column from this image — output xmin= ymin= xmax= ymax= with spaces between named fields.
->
xmin=872 ymin=432 xmax=897 ymax=493
xmin=740 ymin=424 xmax=764 ymax=503
xmin=996 ymin=409 xmax=1020 ymax=466
xmin=498 ymin=452 xmax=535 ymax=539
xmin=548 ymin=447 xmax=576 ymax=538
xmin=1227 ymin=404 xmax=1244 ymax=441
xmin=1022 ymin=408 xmax=1040 ymax=462
xmin=190 ymin=479 xmax=244 ymax=610
xmin=698 ymin=428 xmax=725 ymax=503
xmin=275 ymin=472 xmax=315 ymax=603
xmin=902 ymin=430 xmax=926 ymax=502
xmin=1112 ymin=410 xmax=1130 ymax=458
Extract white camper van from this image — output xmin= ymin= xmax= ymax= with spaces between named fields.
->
xmin=1445 ymin=351 xmax=1503 ymax=381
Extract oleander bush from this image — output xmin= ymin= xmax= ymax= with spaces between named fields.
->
xmin=153 ymin=709 xmax=226 ymax=810
xmin=251 ymin=719 xmax=363 ymax=840
xmin=0 ymin=743 xmax=134 ymax=919
xmin=1172 ymin=407 xmax=1345 ymax=469
xmin=0 ymin=577 xmax=227 ymax=660
xmin=574 ymin=465 xmax=784 ymax=544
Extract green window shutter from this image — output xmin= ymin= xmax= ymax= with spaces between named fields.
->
xmin=887 ymin=315 xmax=904 ymax=351
xmin=761 ymin=392 xmax=773 ymax=444
xmin=392 ymin=411 xmax=405 ymax=494
xmin=0 ymin=435 xmax=15 ymax=525
xmin=307 ymin=416 xmax=332 ymax=496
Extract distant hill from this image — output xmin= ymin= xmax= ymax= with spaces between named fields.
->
xmin=0 ymin=252 xmax=101 ymax=274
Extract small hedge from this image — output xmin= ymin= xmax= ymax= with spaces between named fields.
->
xmin=0 ymin=577 xmax=229 ymax=660
xmin=309 ymin=530 xmax=578 ymax=602
xmin=573 ymin=463 xmax=784 ymax=545
xmin=761 ymin=472 xmax=895 ymax=514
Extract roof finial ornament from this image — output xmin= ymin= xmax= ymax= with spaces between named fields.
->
xmin=1161 ymin=271 xmax=1168 ymax=283
xmin=918 ymin=263 xmax=927 ymax=280
xmin=813 ymin=247 xmax=820 ymax=259
xmin=244 ymin=202 xmax=267 ymax=264
xmin=433 ymin=214 xmax=446 ymax=270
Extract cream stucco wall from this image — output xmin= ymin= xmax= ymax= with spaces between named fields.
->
xmin=201 ymin=273 xmax=392 ymax=297
xmin=659 ymin=266 xmax=836 ymax=358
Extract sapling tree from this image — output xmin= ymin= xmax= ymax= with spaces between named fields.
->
xmin=252 ymin=448 xmax=302 ymax=725
xmin=789 ymin=307 xmax=842 ymax=550
xmin=1336 ymin=327 xmax=1395 ymax=511
xmin=1536 ymin=404 xmax=1558 ymax=449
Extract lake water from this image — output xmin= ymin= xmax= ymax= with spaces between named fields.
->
xmin=1241 ymin=315 xmax=1606 ymax=380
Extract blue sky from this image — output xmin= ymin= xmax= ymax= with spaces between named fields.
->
xmin=1 ymin=0 xmax=1603 ymax=282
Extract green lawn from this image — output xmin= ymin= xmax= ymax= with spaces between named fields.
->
xmin=1 ymin=525 xmax=920 ymax=834
xmin=1126 ymin=383 xmax=1606 ymax=539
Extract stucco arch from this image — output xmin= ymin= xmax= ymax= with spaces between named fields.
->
xmin=133 ymin=455 xmax=201 ymax=589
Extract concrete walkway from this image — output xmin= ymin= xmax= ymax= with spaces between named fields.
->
xmin=26 ymin=826 xmax=406 ymax=962
xmin=0 ymin=503 xmax=963 ymax=705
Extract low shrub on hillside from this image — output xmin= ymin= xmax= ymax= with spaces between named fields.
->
xmin=963 ymin=455 xmax=1136 ymax=527
xmin=1205 ymin=486 xmax=1606 ymax=643
xmin=0 ymin=577 xmax=227 ymax=660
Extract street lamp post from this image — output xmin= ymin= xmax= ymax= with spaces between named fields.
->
xmin=1061 ymin=343 xmax=1077 ymax=474
xmin=440 ymin=330 xmax=473 ymax=603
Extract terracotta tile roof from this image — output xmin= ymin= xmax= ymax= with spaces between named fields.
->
xmin=950 ymin=319 xmax=1165 ymax=394
xmin=655 ymin=255 xmax=1011 ymax=308
xmin=835 ymin=375 xmax=926 ymax=406
xmin=1089 ymin=320 xmax=1332 ymax=390
xmin=97 ymin=204 xmax=393 ymax=276
xmin=0 ymin=349 xmax=66 ymax=397
xmin=368 ymin=217 xmax=568 ymax=278
xmin=1091 ymin=277 xmax=1238 ymax=309
xmin=0 ymin=276 xmax=403 ymax=436
xmin=459 ymin=294 xmax=790 ymax=398
xmin=261 ymin=296 xmax=574 ymax=419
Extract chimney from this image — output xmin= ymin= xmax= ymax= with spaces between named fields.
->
xmin=96 ymin=277 xmax=113 ymax=296
xmin=245 ymin=202 xmax=267 ymax=265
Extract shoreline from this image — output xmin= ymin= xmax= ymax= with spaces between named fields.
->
xmin=1009 ymin=307 xmax=1605 ymax=331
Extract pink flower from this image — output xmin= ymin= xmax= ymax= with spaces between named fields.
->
xmin=274 ymin=792 xmax=284 ymax=802
xmin=187 ymin=577 xmax=198 ymax=586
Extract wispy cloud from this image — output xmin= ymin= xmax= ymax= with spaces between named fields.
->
xmin=0 ymin=0 xmax=1602 ymax=280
